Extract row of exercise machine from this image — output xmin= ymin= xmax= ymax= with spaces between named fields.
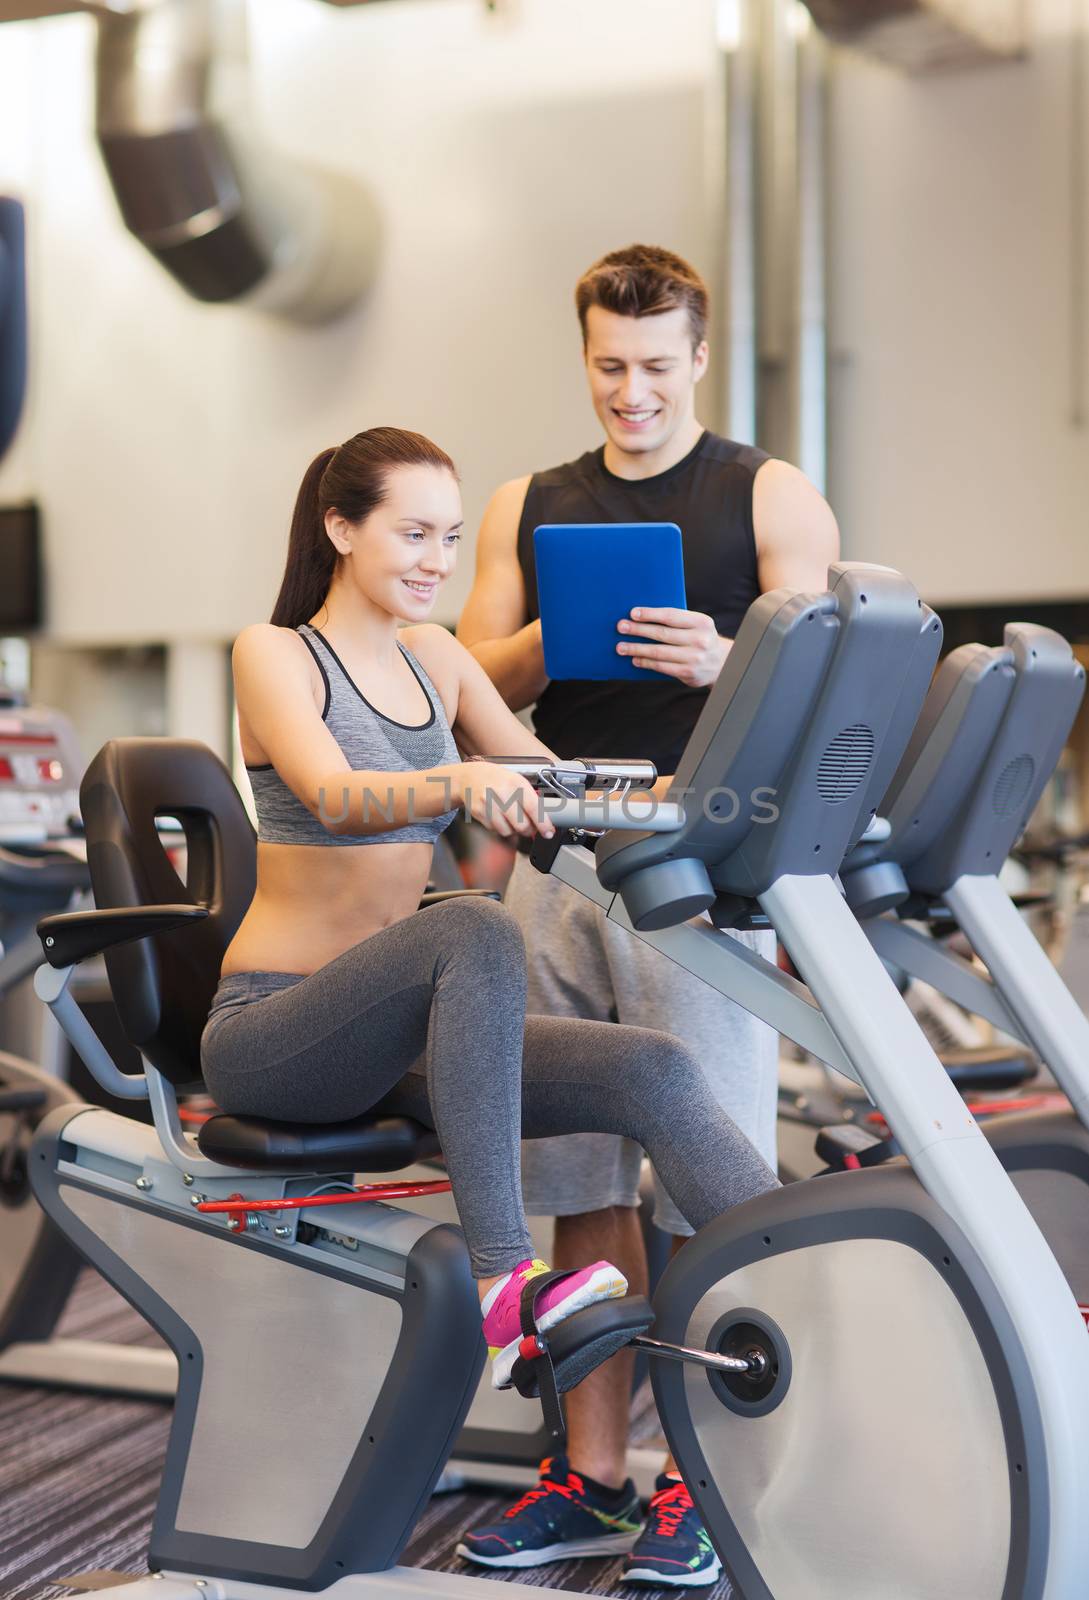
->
xmin=1 ymin=562 xmax=1089 ymax=1597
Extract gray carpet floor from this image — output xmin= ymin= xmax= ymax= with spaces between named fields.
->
xmin=0 ymin=1271 xmax=734 ymax=1600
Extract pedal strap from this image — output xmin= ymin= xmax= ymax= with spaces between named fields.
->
xmin=518 ymin=1268 xmax=570 ymax=1338
xmin=532 ymin=1341 xmax=567 ymax=1448
xmin=517 ymin=1269 xmax=572 ymax=1449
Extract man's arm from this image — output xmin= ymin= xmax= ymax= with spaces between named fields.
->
xmin=456 ymin=475 xmax=549 ymax=712
xmin=752 ymin=457 xmax=840 ymax=593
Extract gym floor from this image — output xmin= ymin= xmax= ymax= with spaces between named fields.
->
xmin=0 ymin=1272 xmax=734 ymax=1599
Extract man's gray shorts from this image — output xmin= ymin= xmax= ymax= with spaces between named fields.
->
xmin=507 ymin=852 xmax=780 ymax=1236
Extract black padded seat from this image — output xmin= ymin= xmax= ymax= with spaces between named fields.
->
xmin=941 ymin=1044 xmax=1038 ymax=1094
xmin=0 ymin=845 xmax=89 ymax=907
xmin=197 ymin=1110 xmax=441 ymax=1174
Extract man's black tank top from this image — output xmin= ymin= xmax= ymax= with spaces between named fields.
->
xmin=516 ymin=429 xmax=769 ymax=772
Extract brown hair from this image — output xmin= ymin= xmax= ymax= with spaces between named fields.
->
xmin=575 ymin=244 xmax=709 ymax=351
xmin=270 ymin=426 xmax=457 ymax=628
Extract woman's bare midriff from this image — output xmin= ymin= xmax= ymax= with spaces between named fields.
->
xmin=221 ymin=838 xmax=436 ymax=977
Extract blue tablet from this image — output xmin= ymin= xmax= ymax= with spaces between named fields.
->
xmin=534 ymin=522 xmax=687 ymax=682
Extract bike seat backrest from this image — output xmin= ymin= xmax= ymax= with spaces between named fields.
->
xmin=596 ymin=564 xmax=942 ymax=928
xmin=874 ymin=624 xmax=1086 ymax=896
xmin=79 ymin=738 xmax=257 ymax=1088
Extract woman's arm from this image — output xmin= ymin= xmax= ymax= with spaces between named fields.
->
xmin=234 ymin=625 xmax=550 ymax=840
xmin=407 ymin=626 xmax=682 ymax=805
xmin=234 ymin=626 xmax=465 ymax=837
xmin=406 ymin=627 xmax=683 ymax=835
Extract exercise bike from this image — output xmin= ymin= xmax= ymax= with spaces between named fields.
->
xmin=25 ymin=565 xmax=1089 ymax=1599
xmin=840 ymin=622 xmax=1089 ymax=1312
xmin=0 ymin=694 xmax=177 ymax=1397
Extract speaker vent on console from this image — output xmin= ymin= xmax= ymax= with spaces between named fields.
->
xmin=993 ymin=754 xmax=1035 ymax=818
xmin=817 ymin=724 xmax=875 ymax=804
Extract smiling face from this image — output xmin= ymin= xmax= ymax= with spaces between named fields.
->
xmin=325 ymin=463 xmax=462 ymax=622
xmin=584 ymin=304 xmax=709 ymax=468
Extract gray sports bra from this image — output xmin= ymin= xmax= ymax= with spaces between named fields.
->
xmin=246 ymin=624 xmax=460 ymax=847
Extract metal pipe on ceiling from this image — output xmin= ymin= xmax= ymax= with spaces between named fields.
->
xmin=716 ymin=0 xmax=828 ymax=489
xmin=95 ymin=0 xmax=379 ymax=319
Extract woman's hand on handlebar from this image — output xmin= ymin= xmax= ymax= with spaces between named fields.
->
xmin=454 ymin=762 xmax=556 ymax=841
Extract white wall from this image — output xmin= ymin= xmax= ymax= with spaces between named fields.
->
xmin=828 ymin=0 xmax=1089 ymax=605
xmin=0 ymin=0 xmax=720 ymax=644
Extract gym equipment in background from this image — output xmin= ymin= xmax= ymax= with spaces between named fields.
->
xmin=0 ymin=695 xmax=177 ymax=1397
xmin=0 ymin=697 xmax=502 ymax=1403
xmin=526 ymin=569 xmax=1089 ymax=1599
xmin=27 ymin=564 xmax=1089 ymax=1599
xmin=842 ymin=622 xmax=1089 ymax=1311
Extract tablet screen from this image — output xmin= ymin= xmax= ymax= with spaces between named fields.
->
xmin=534 ymin=522 xmax=687 ymax=681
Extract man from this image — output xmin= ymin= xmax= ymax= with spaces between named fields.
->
xmin=456 ymin=245 xmax=839 ymax=1587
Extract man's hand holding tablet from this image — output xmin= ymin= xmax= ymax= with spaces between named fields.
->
xmin=615 ymin=605 xmax=730 ymax=687
xmin=534 ymin=522 xmax=697 ymax=683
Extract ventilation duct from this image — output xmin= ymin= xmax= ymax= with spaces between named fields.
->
xmin=805 ymin=0 xmax=1026 ymax=72
xmin=0 ymin=0 xmax=383 ymax=322
xmin=96 ymin=0 xmax=379 ymax=319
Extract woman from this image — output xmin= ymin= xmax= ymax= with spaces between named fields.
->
xmin=200 ymin=427 xmax=777 ymax=1389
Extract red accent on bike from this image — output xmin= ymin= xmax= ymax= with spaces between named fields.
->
xmin=866 ymin=1092 xmax=1068 ymax=1128
xmin=964 ymin=1094 xmax=1070 ymax=1116
xmin=843 ymin=1153 xmax=862 ymax=1171
xmin=196 ymin=1177 xmax=452 ymax=1217
xmin=519 ymin=1334 xmax=544 ymax=1362
xmin=1079 ymin=1305 xmax=1089 ymax=1331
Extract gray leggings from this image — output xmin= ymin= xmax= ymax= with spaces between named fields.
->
xmin=200 ymin=897 xmax=777 ymax=1277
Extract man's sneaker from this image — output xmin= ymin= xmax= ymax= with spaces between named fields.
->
xmin=622 ymin=1473 xmax=722 ymax=1588
xmin=456 ymin=1454 xmax=642 ymax=1568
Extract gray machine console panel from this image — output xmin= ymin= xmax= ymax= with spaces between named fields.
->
xmin=863 ymin=624 xmax=1086 ymax=897
xmin=846 ymin=641 xmax=1012 ymax=895
xmin=723 ymin=566 xmax=942 ymax=897
xmin=595 ymin=585 xmax=836 ymax=928
xmin=596 ymin=565 xmax=942 ymax=930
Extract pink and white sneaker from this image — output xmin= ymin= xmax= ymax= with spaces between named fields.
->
xmin=481 ymin=1257 xmax=628 ymax=1390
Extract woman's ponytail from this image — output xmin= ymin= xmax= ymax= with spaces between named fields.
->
xmin=270 ymin=447 xmax=338 ymax=628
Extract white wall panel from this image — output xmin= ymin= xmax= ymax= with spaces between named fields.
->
xmin=828 ymin=0 xmax=1089 ymax=604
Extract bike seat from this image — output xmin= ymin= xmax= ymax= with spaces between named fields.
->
xmin=0 ymin=845 xmax=89 ymax=898
xmin=941 ymin=1044 xmax=1037 ymax=1093
xmin=197 ymin=1110 xmax=441 ymax=1173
